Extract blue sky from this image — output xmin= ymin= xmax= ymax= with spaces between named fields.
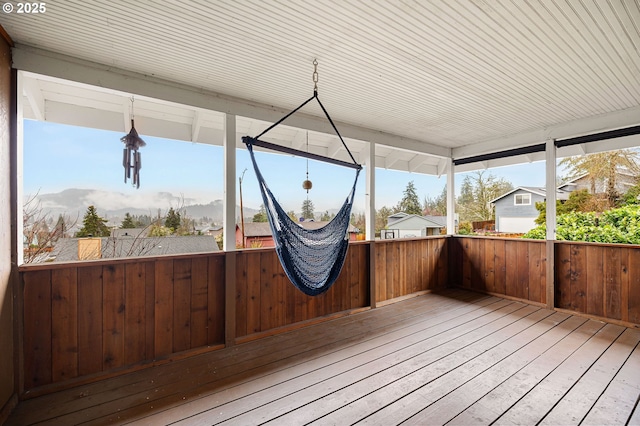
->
xmin=24 ymin=120 xmax=546 ymax=214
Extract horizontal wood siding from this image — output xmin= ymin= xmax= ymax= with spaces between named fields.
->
xmin=555 ymin=242 xmax=640 ymax=325
xmin=21 ymin=253 xmax=226 ymax=391
xmin=450 ymin=237 xmax=546 ymax=304
xmin=375 ymin=237 xmax=448 ymax=303
xmin=235 ymin=243 xmax=370 ymax=338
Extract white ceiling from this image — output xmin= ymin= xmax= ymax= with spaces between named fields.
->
xmin=2 ymin=0 xmax=640 ymax=173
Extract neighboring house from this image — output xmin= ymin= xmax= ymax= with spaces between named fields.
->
xmin=559 ymin=170 xmax=637 ymax=195
xmin=236 ymin=222 xmax=274 ymax=248
xmin=236 ymin=220 xmax=360 ymax=248
xmin=48 ymin=235 xmax=220 ymax=262
xmin=194 ymin=225 xmax=223 ymax=237
xmin=491 ymin=186 xmax=571 ymax=233
xmin=383 ymin=213 xmax=446 ymax=239
xmin=492 ymin=170 xmax=639 ymax=234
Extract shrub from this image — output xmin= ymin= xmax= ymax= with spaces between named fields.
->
xmin=523 ymin=204 xmax=640 ymax=245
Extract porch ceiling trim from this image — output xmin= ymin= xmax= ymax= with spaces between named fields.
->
xmin=12 ymin=45 xmax=451 ymax=159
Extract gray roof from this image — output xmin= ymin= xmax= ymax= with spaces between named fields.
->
xmin=386 ymin=214 xmax=445 ymax=229
xmin=111 ymin=227 xmax=147 ymax=238
xmin=423 ymin=215 xmax=447 ymax=226
xmin=49 ymin=235 xmax=220 ymax=262
xmin=490 ymin=186 xmax=571 ymax=204
xmin=239 ymin=220 xmax=359 ymax=237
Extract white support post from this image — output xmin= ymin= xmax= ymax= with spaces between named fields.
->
xmin=545 ymin=139 xmax=557 ymax=241
xmin=365 ymin=142 xmax=376 ymax=241
xmin=223 ymin=114 xmax=236 ymax=251
xmin=16 ymin=72 xmax=25 ymax=265
xmin=446 ymin=158 xmax=455 ymax=235
xmin=545 ymin=138 xmax=556 ymax=310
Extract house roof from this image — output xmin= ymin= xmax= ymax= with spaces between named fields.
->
xmin=3 ymin=1 xmax=639 ymax=174
xmin=49 ymin=236 xmax=220 ymax=262
xmin=111 ymin=228 xmax=147 ymax=238
xmin=240 ymin=222 xmax=273 ymax=238
xmin=239 ymin=220 xmax=359 ymax=237
xmin=490 ymin=186 xmax=571 ymax=204
xmin=423 ymin=216 xmax=447 ymax=227
xmin=386 ymin=214 xmax=445 ymax=229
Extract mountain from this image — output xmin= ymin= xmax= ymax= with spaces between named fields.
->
xmin=30 ymin=188 xmax=259 ymax=224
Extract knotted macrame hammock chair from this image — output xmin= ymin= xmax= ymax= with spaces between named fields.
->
xmin=243 ymin=83 xmax=361 ymax=296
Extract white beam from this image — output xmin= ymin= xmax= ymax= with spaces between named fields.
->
xmin=545 ymin=139 xmax=556 ymax=241
xmin=22 ymin=76 xmax=45 ymax=121
xmin=408 ymin=154 xmax=424 ymax=173
xmin=365 ymin=142 xmax=375 ymax=241
xmin=223 ymin=114 xmax=237 ymax=251
xmin=17 ymin=73 xmax=25 ymax=265
xmin=122 ymin=98 xmax=131 ymax=132
xmin=452 ymin=105 xmax=640 ymax=160
xmin=384 ymin=150 xmax=403 ymax=169
xmin=326 ymin=139 xmax=342 ymax=158
xmin=436 ymin=159 xmax=447 ymax=178
xmin=578 ymin=143 xmax=586 ymax=155
xmin=545 ymin=139 xmax=556 ymax=310
xmin=446 ymin=159 xmax=455 ymax=235
xmin=191 ymin=110 xmax=202 ymax=142
xmin=13 ymin=46 xmax=451 ymax=159
xmin=290 ymin=130 xmax=306 ymax=150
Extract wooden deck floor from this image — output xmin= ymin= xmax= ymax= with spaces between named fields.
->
xmin=8 ymin=289 xmax=640 ymax=425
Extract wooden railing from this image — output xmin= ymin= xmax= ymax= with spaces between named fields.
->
xmin=450 ymin=236 xmax=640 ymax=327
xmin=21 ymin=253 xmax=226 ymax=392
xmin=374 ymin=237 xmax=448 ymax=303
xmin=20 ymin=235 xmax=639 ymax=396
xmin=24 ymin=238 xmax=444 ymax=394
xmin=449 ymin=236 xmax=547 ymax=305
xmin=235 ymin=243 xmax=370 ymax=339
xmin=555 ymin=241 xmax=640 ymax=325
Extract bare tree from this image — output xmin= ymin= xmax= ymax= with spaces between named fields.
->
xmin=23 ymin=193 xmax=78 ymax=263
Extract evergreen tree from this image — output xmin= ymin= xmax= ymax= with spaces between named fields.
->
xmin=164 ymin=207 xmax=181 ymax=231
xmin=76 ymin=205 xmax=111 ymax=237
xmin=320 ymin=210 xmax=333 ymax=221
xmin=301 ymin=199 xmax=315 ymax=220
xmin=121 ymin=212 xmax=136 ymax=228
xmin=397 ymin=181 xmax=422 ymax=214
xmin=252 ymin=204 xmax=268 ymax=222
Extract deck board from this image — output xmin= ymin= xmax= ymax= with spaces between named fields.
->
xmin=7 ymin=289 xmax=640 ymax=426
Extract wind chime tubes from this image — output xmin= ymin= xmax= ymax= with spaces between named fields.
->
xmin=121 ymin=118 xmax=146 ymax=189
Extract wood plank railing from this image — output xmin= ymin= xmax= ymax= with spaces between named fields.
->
xmin=19 ymin=239 xmax=398 ymax=393
xmin=21 ymin=253 xmax=225 ymax=392
xmin=234 ymin=242 xmax=370 ymax=338
xmin=374 ymin=237 xmax=448 ymax=303
xmin=20 ymin=235 xmax=639 ymax=395
xmin=555 ymin=241 xmax=640 ymax=325
xmin=449 ymin=236 xmax=547 ymax=305
xmin=450 ymin=236 xmax=640 ymax=327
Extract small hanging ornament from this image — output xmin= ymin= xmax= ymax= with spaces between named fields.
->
xmin=302 ymin=131 xmax=312 ymax=193
xmin=121 ymin=97 xmax=146 ymax=189
xmin=303 ymin=179 xmax=313 ymax=191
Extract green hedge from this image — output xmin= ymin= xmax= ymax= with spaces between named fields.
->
xmin=522 ymin=205 xmax=640 ymax=244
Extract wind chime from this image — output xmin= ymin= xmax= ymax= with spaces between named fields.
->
xmin=302 ymin=131 xmax=313 ymax=193
xmin=121 ymin=97 xmax=146 ymax=189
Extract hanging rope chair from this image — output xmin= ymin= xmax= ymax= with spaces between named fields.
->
xmin=243 ymin=60 xmax=361 ymax=296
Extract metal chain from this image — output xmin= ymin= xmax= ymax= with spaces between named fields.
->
xmin=312 ymin=59 xmax=318 ymax=92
